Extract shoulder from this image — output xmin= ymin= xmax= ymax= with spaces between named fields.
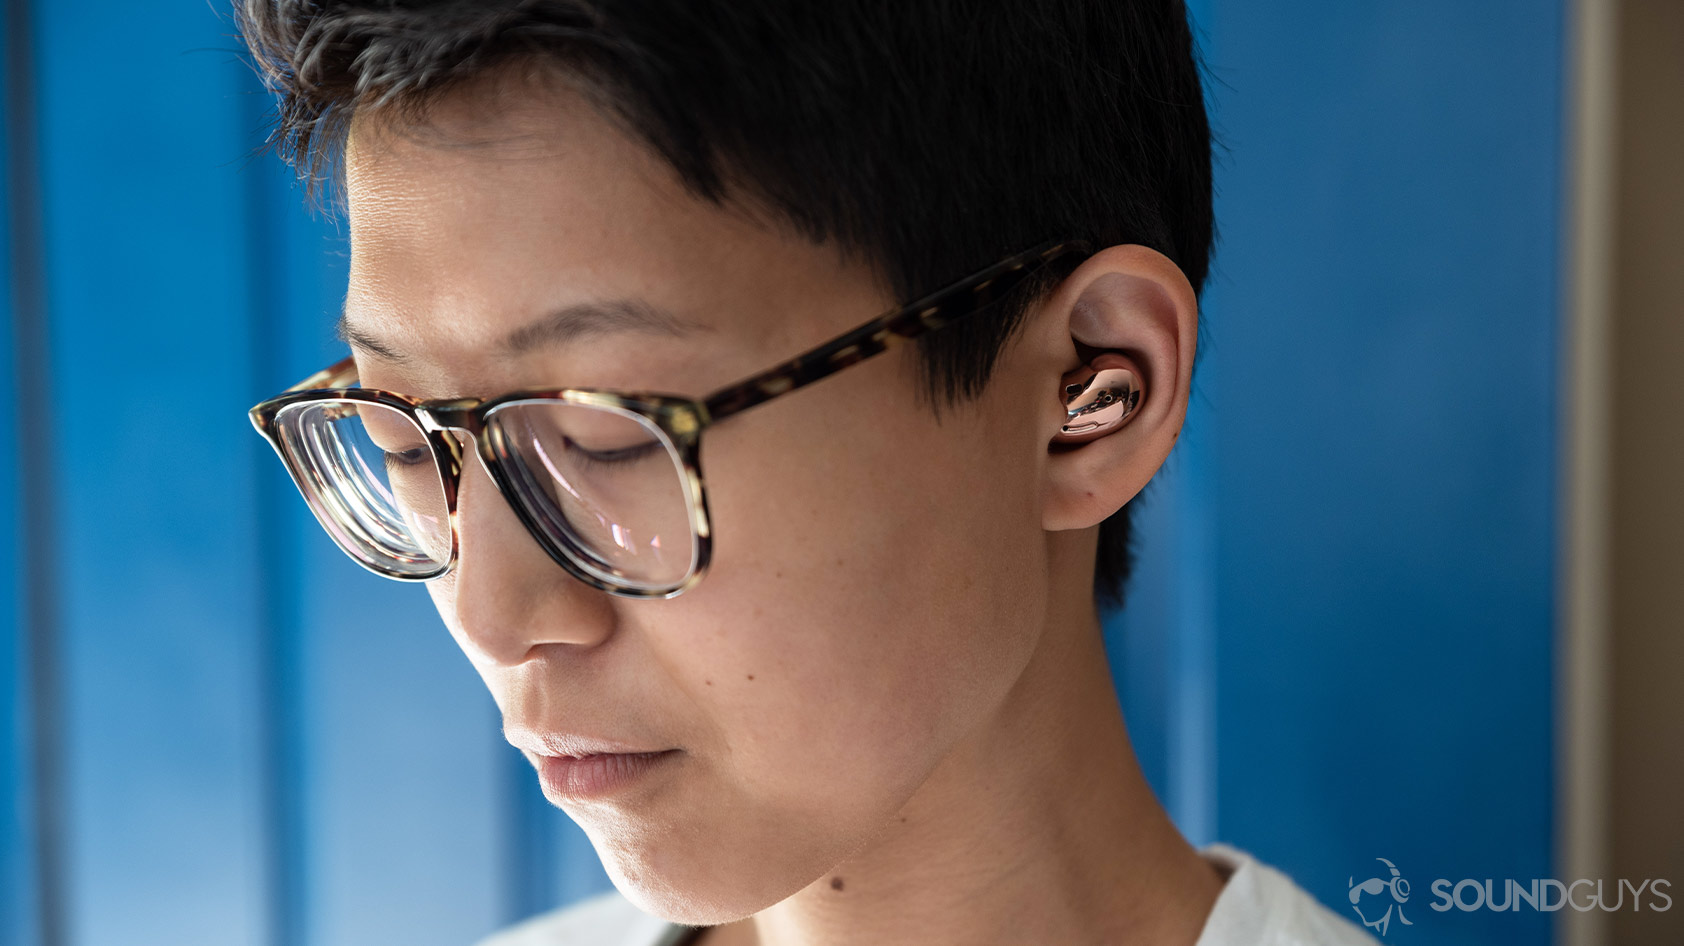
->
xmin=473 ymin=888 xmax=698 ymax=946
xmin=1195 ymin=843 xmax=1384 ymax=946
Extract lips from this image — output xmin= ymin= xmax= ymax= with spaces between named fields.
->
xmin=504 ymin=726 xmax=680 ymax=801
xmin=536 ymin=749 xmax=679 ymax=801
xmin=503 ymin=727 xmax=667 ymax=759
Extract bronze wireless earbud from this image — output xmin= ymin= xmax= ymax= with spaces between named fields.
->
xmin=1054 ymin=356 xmax=1142 ymax=443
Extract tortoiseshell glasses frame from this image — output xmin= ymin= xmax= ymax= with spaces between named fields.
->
xmin=249 ymin=238 xmax=1092 ymax=599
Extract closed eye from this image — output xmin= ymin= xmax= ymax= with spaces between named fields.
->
xmin=383 ymin=446 xmax=432 ymax=471
xmin=566 ymin=438 xmax=662 ymax=470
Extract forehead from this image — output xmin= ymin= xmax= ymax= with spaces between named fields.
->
xmin=342 ymin=67 xmax=886 ymax=390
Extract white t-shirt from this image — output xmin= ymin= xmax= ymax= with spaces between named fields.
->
xmin=475 ymin=843 xmax=1383 ymax=945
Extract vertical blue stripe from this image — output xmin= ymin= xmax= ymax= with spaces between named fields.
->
xmin=1167 ymin=399 xmax=1217 ymax=846
xmin=1 ymin=4 xmax=32 ymax=943
xmin=35 ymin=2 xmax=270 ymax=942
xmin=4 ymin=0 xmax=60 ymax=942
xmin=1 ymin=6 xmax=23 ymax=942
xmin=243 ymin=78 xmax=306 ymax=946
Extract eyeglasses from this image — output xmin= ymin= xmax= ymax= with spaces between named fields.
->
xmin=249 ymin=239 xmax=1090 ymax=598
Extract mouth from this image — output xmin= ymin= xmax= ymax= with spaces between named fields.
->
xmin=534 ymin=749 xmax=681 ymax=802
xmin=503 ymin=727 xmax=680 ymax=801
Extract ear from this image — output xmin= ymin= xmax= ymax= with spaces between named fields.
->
xmin=1037 ymin=244 xmax=1197 ymax=532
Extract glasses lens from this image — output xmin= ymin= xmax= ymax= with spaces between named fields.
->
xmin=485 ymin=400 xmax=696 ymax=590
xmin=274 ymin=399 xmax=451 ymax=577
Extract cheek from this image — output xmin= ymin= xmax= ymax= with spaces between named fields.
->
xmin=674 ymin=357 xmax=1048 ymax=832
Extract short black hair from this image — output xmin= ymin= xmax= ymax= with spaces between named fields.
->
xmin=236 ymin=0 xmax=1214 ymax=612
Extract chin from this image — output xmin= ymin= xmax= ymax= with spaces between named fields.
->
xmin=602 ymin=853 xmax=776 ymax=926
xmin=587 ymin=818 xmax=844 ymax=926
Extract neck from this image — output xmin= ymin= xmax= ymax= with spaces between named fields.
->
xmin=702 ymin=533 xmax=1227 ymax=946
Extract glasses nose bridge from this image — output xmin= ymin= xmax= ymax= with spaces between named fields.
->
xmin=413 ymin=403 xmax=496 ymax=484
xmin=415 ymin=401 xmax=488 ymax=444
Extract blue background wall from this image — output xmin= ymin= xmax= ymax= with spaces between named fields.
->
xmin=3 ymin=1 xmax=1564 ymax=944
xmin=1114 ymin=5 xmax=1563 ymax=945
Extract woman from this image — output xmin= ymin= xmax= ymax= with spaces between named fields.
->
xmin=240 ymin=2 xmax=1379 ymax=943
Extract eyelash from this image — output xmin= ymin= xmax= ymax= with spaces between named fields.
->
xmin=383 ymin=446 xmax=431 ymax=472
xmin=566 ymin=439 xmax=661 ymax=471
xmin=379 ymin=439 xmax=659 ymax=477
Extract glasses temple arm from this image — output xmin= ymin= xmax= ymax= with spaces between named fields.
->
xmin=702 ymin=240 xmax=1085 ymax=423
xmin=282 ymin=355 xmax=359 ymax=393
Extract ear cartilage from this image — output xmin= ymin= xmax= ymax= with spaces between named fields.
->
xmin=1059 ymin=367 xmax=1141 ymax=437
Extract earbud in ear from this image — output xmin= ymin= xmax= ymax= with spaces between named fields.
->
xmin=1054 ymin=355 xmax=1141 ymax=443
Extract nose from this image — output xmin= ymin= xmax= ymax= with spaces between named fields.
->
xmin=435 ymin=437 xmax=616 ymax=667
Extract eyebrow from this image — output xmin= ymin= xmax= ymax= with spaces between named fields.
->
xmin=336 ymin=297 xmax=709 ymax=362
